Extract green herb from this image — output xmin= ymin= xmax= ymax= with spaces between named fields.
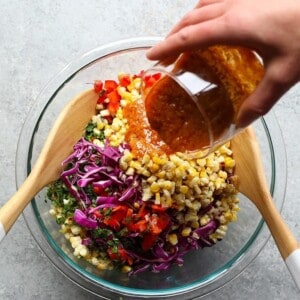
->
xmin=84 ymin=121 xmax=105 ymax=141
xmin=92 ymin=228 xmax=112 ymax=239
xmin=104 ymin=208 xmax=112 ymax=217
xmin=107 ymin=237 xmax=120 ymax=251
xmin=47 ymin=180 xmax=78 ymax=225
xmin=84 ymin=122 xmax=96 ymax=141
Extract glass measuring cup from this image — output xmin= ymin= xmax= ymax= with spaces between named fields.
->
xmin=142 ymin=48 xmax=264 ymax=157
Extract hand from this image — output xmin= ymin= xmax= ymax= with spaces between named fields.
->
xmin=147 ymin=0 xmax=300 ymax=127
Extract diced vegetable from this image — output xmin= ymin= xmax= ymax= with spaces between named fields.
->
xmin=47 ymin=70 xmax=239 ymax=275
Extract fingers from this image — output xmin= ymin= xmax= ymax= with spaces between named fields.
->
xmin=147 ymin=19 xmax=231 ymax=60
xmin=147 ymin=2 xmax=226 ymax=61
xmin=167 ymin=3 xmax=224 ymax=37
xmin=196 ymin=0 xmax=223 ymax=8
xmin=236 ymin=67 xmax=290 ymax=127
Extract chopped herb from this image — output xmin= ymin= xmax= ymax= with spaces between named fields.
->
xmin=84 ymin=121 xmax=105 ymax=141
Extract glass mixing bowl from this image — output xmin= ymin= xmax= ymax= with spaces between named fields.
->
xmin=16 ymin=37 xmax=287 ymax=299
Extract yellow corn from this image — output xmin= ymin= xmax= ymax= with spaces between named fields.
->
xmin=50 ymin=71 xmax=240 ymax=273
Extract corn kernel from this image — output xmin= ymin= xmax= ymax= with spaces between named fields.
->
xmin=179 ymin=185 xmax=188 ymax=194
xmin=155 ymin=192 xmax=161 ymax=204
xmin=224 ymin=157 xmax=235 ymax=168
xmin=181 ymin=227 xmax=192 ymax=237
xmin=149 ymin=163 xmax=159 ymax=173
xmin=79 ymin=246 xmax=89 ymax=257
xmin=122 ymin=265 xmax=132 ymax=273
xmin=167 ymin=233 xmax=178 ymax=245
xmin=150 ymin=182 xmax=160 ymax=193
xmin=97 ymin=122 xmax=105 ymax=130
xmin=70 ymin=225 xmax=81 ymax=235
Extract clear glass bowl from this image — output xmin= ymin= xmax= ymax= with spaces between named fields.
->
xmin=16 ymin=37 xmax=287 ymax=299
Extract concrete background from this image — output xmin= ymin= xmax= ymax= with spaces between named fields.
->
xmin=0 ymin=1 xmax=299 ymax=299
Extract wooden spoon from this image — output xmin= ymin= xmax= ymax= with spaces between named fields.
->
xmin=0 ymin=89 xmax=97 ymax=242
xmin=231 ymin=127 xmax=300 ymax=290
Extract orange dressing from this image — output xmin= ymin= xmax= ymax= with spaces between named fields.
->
xmin=123 ymin=98 xmax=172 ymax=158
xmin=144 ymin=51 xmax=235 ymax=153
xmin=124 ymin=46 xmax=264 ymax=157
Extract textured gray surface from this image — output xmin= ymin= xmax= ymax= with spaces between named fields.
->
xmin=0 ymin=1 xmax=299 ymax=299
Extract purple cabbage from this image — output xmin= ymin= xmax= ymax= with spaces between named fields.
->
xmin=73 ymin=209 xmax=98 ymax=229
xmin=60 ymin=138 xmax=142 ymax=208
xmin=59 ymin=138 xmax=221 ymax=275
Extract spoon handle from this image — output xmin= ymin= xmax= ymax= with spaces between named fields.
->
xmin=258 ymin=193 xmax=300 ymax=290
xmin=286 ymin=249 xmax=300 ymax=290
xmin=0 ymin=222 xmax=4 ymax=243
xmin=0 ymin=171 xmax=41 ymax=243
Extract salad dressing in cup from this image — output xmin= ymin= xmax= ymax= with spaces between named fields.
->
xmin=143 ymin=46 xmax=264 ymax=157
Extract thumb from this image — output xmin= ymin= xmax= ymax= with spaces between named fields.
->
xmin=236 ymin=67 xmax=289 ymax=128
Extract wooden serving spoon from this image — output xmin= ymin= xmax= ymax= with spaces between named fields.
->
xmin=231 ymin=127 xmax=300 ymax=290
xmin=0 ymin=89 xmax=98 ymax=243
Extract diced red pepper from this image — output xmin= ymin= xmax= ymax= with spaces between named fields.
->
xmin=107 ymin=247 xmax=133 ymax=264
xmin=93 ymin=210 xmax=103 ymax=219
xmin=104 ymin=80 xmax=118 ymax=92
xmin=152 ymin=73 xmax=161 ymax=81
xmin=103 ymin=205 xmax=129 ymax=229
xmin=107 ymin=248 xmax=119 ymax=260
xmin=127 ymin=219 xmax=148 ymax=233
xmin=136 ymin=204 xmax=149 ymax=219
xmin=118 ymin=248 xmax=132 ymax=264
xmin=93 ymin=186 xmax=107 ymax=195
xmin=103 ymin=217 xmax=120 ymax=229
xmin=141 ymin=233 xmax=159 ymax=251
xmin=103 ymin=115 xmax=113 ymax=124
xmin=107 ymin=102 xmax=119 ymax=116
xmin=126 ymin=208 xmax=133 ymax=219
xmin=119 ymin=74 xmax=131 ymax=87
xmin=97 ymin=90 xmax=107 ymax=104
xmin=151 ymin=204 xmax=167 ymax=213
xmin=93 ymin=80 xmax=103 ymax=93
xmin=144 ymin=73 xmax=162 ymax=88
xmin=149 ymin=213 xmax=169 ymax=235
xmin=111 ymin=205 xmax=129 ymax=221
xmin=107 ymin=89 xmax=121 ymax=104
xmin=107 ymin=89 xmax=121 ymax=116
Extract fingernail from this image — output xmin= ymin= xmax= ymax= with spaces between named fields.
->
xmin=146 ymin=48 xmax=154 ymax=59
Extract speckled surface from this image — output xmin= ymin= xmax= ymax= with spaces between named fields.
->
xmin=0 ymin=1 xmax=299 ymax=299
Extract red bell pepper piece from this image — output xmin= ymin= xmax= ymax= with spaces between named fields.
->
xmin=107 ymin=89 xmax=121 ymax=116
xmin=144 ymin=73 xmax=162 ymax=88
xmin=103 ymin=205 xmax=129 ymax=229
xmin=135 ymin=204 xmax=149 ymax=219
xmin=119 ymin=74 xmax=131 ymax=88
xmin=111 ymin=205 xmax=128 ymax=220
xmin=107 ymin=248 xmax=119 ymax=260
xmin=141 ymin=233 xmax=159 ymax=251
xmin=97 ymin=90 xmax=107 ymax=104
xmin=104 ymin=80 xmax=118 ymax=92
xmin=93 ymin=80 xmax=103 ymax=93
xmin=107 ymin=246 xmax=133 ymax=264
xmin=93 ymin=185 xmax=108 ymax=195
xmin=93 ymin=210 xmax=103 ymax=219
xmin=151 ymin=204 xmax=167 ymax=213
xmin=149 ymin=213 xmax=169 ymax=235
xmin=103 ymin=217 xmax=120 ymax=229
xmin=127 ymin=219 xmax=148 ymax=233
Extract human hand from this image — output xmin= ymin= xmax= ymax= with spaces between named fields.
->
xmin=147 ymin=0 xmax=300 ymax=127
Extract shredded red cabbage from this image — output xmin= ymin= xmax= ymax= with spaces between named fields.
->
xmin=59 ymin=138 xmax=219 ymax=275
xmin=61 ymin=138 xmax=140 ymax=208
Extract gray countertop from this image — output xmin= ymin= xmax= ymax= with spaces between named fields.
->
xmin=0 ymin=1 xmax=299 ymax=299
